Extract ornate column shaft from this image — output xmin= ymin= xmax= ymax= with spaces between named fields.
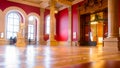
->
xmin=48 ymin=0 xmax=57 ymax=45
xmin=50 ymin=0 xmax=55 ymax=40
xmin=39 ymin=8 xmax=46 ymax=45
xmin=104 ymin=0 xmax=119 ymax=50
xmin=68 ymin=6 xmax=72 ymax=45
xmin=108 ymin=0 xmax=119 ymax=37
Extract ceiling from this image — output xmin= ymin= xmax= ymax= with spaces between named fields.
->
xmin=8 ymin=0 xmax=84 ymax=10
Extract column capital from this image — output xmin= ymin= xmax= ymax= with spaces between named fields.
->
xmin=50 ymin=0 xmax=56 ymax=7
xmin=68 ymin=6 xmax=72 ymax=12
xmin=40 ymin=8 xmax=45 ymax=13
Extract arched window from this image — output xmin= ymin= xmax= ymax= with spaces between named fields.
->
xmin=46 ymin=15 xmax=50 ymax=34
xmin=28 ymin=16 xmax=36 ymax=40
xmin=6 ymin=12 xmax=20 ymax=39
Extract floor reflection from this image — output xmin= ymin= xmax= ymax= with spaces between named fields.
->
xmin=91 ymin=61 xmax=106 ymax=68
xmin=44 ymin=46 xmax=51 ymax=68
xmin=4 ymin=45 xmax=20 ymax=68
xmin=0 ymin=44 xmax=120 ymax=68
xmin=26 ymin=45 xmax=36 ymax=68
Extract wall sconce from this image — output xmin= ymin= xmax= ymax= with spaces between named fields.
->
xmin=54 ymin=10 xmax=58 ymax=14
xmin=73 ymin=32 xmax=76 ymax=39
xmin=54 ymin=7 xmax=58 ymax=14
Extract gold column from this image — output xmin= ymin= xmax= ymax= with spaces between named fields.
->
xmin=47 ymin=0 xmax=57 ymax=46
xmin=39 ymin=8 xmax=46 ymax=45
xmin=68 ymin=6 xmax=72 ymax=46
xmin=104 ymin=0 xmax=119 ymax=50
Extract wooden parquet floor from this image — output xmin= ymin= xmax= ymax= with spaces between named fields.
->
xmin=0 ymin=45 xmax=119 ymax=68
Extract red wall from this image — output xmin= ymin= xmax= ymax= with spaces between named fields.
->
xmin=72 ymin=2 xmax=84 ymax=41
xmin=72 ymin=3 xmax=79 ymax=41
xmin=0 ymin=0 xmax=40 ymax=15
xmin=57 ymin=2 xmax=84 ymax=41
xmin=57 ymin=9 xmax=68 ymax=41
xmin=55 ymin=13 xmax=59 ymax=40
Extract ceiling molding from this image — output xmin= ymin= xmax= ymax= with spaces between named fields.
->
xmin=39 ymin=1 xmax=49 ymax=8
xmin=56 ymin=0 xmax=72 ymax=6
xmin=58 ymin=6 xmax=67 ymax=11
xmin=8 ymin=0 xmax=41 ymax=8
xmin=73 ymin=0 xmax=84 ymax=4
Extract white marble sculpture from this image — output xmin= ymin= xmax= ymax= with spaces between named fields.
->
xmin=16 ymin=23 xmax=26 ymax=47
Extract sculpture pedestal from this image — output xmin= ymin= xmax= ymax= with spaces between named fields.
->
xmin=16 ymin=32 xmax=26 ymax=47
xmin=16 ymin=37 xmax=26 ymax=47
xmin=47 ymin=40 xmax=58 ymax=46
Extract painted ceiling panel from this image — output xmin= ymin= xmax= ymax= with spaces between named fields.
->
xmin=8 ymin=0 xmax=84 ymax=10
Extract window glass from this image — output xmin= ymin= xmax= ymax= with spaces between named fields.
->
xmin=6 ymin=12 xmax=20 ymax=39
xmin=46 ymin=15 xmax=50 ymax=34
xmin=28 ymin=16 xmax=36 ymax=40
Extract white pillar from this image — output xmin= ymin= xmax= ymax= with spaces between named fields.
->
xmin=107 ymin=0 xmax=119 ymax=38
xmin=39 ymin=8 xmax=46 ymax=45
xmin=104 ymin=0 xmax=119 ymax=50
xmin=68 ymin=6 xmax=72 ymax=46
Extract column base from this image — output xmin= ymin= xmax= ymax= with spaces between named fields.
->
xmin=71 ymin=41 xmax=78 ymax=46
xmin=103 ymin=37 xmax=120 ymax=50
xmin=67 ymin=41 xmax=72 ymax=46
xmin=47 ymin=40 xmax=58 ymax=46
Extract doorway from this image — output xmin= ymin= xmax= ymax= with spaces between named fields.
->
xmin=90 ymin=21 xmax=104 ymax=45
xmin=90 ymin=12 xmax=104 ymax=45
xmin=80 ymin=11 xmax=108 ymax=46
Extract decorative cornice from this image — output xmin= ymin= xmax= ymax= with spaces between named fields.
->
xmin=73 ymin=0 xmax=84 ymax=4
xmin=8 ymin=0 xmax=41 ymax=8
xmin=56 ymin=0 xmax=72 ymax=6
xmin=68 ymin=6 xmax=72 ymax=12
xmin=8 ymin=0 xmax=84 ymax=11
xmin=79 ymin=0 xmax=108 ymax=14
xmin=40 ymin=8 xmax=45 ymax=13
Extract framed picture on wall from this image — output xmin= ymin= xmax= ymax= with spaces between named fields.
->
xmin=73 ymin=32 xmax=76 ymax=39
